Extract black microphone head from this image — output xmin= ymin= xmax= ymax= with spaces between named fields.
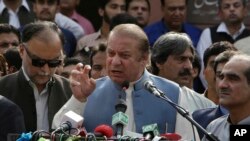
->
xmin=121 ymin=80 xmax=129 ymax=90
xmin=56 ymin=121 xmax=72 ymax=132
xmin=115 ymin=98 xmax=127 ymax=113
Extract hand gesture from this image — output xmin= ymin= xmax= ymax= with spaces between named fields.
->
xmin=70 ymin=63 xmax=96 ymax=102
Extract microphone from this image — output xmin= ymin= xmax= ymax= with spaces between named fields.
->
xmin=142 ymin=123 xmax=160 ymax=140
xmin=56 ymin=121 xmax=72 ymax=132
xmin=144 ymin=81 xmax=219 ymax=141
xmin=115 ymin=98 xmax=127 ymax=113
xmin=160 ymin=133 xmax=182 ymax=140
xmin=60 ymin=110 xmax=84 ymax=129
xmin=144 ymin=80 xmax=163 ymax=97
xmin=121 ymin=80 xmax=129 ymax=90
xmin=54 ymin=110 xmax=84 ymax=133
xmin=94 ymin=124 xmax=114 ymax=138
xmin=112 ymin=99 xmax=129 ymax=138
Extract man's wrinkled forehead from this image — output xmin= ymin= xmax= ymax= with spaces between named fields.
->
xmin=107 ymin=0 xmax=126 ymax=7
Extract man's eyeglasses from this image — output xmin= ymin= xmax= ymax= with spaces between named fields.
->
xmin=22 ymin=44 xmax=62 ymax=68
xmin=0 ymin=42 xmax=19 ymax=48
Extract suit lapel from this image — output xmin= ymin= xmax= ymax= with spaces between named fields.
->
xmin=0 ymin=8 xmax=9 ymax=23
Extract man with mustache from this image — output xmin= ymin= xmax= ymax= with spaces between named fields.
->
xmin=53 ymin=24 xmax=214 ymax=140
xmin=144 ymin=0 xmax=204 ymax=93
xmin=0 ymin=21 xmax=72 ymax=132
xmin=151 ymin=31 xmax=217 ymax=139
xmin=151 ymin=31 xmax=215 ymax=107
xmin=151 ymin=32 xmax=195 ymax=89
xmin=197 ymin=0 xmax=250 ymax=90
xmin=202 ymin=53 xmax=250 ymax=141
xmin=193 ymin=50 xmax=239 ymax=139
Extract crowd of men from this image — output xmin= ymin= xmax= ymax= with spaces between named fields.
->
xmin=0 ymin=0 xmax=250 ymax=141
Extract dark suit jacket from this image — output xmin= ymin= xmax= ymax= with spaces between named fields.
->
xmin=192 ymin=105 xmax=228 ymax=139
xmin=0 ymin=69 xmax=72 ymax=132
xmin=0 ymin=0 xmax=35 ymax=26
xmin=0 ymin=95 xmax=25 ymax=141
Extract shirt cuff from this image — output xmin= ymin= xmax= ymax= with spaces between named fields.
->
xmin=65 ymin=95 xmax=87 ymax=115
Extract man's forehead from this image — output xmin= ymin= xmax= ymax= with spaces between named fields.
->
xmin=222 ymin=61 xmax=244 ymax=75
xmin=108 ymin=0 xmax=125 ymax=5
xmin=221 ymin=0 xmax=242 ymax=4
xmin=37 ymin=0 xmax=58 ymax=4
xmin=107 ymin=46 xmax=131 ymax=52
xmin=173 ymin=48 xmax=194 ymax=56
xmin=0 ymin=33 xmax=18 ymax=38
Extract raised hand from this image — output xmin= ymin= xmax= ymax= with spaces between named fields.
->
xmin=70 ymin=63 xmax=96 ymax=102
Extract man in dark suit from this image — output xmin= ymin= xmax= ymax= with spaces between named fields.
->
xmin=0 ymin=21 xmax=72 ymax=132
xmin=0 ymin=95 xmax=25 ymax=141
xmin=0 ymin=0 xmax=35 ymax=28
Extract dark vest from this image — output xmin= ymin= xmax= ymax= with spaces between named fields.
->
xmin=210 ymin=25 xmax=250 ymax=43
xmin=0 ymin=1 xmax=35 ymax=26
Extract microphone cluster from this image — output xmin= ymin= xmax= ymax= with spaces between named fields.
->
xmin=16 ymin=123 xmax=181 ymax=141
xmin=16 ymin=109 xmax=181 ymax=141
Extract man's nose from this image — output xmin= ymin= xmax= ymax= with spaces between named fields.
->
xmin=111 ymin=55 xmax=122 ymax=65
xmin=100 ymin=68 xmax=107 ymax=77
xmin=184 ymin=59 xmax=193 ymax=69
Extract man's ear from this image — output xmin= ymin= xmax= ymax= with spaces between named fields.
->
xmin=33 ymin=3 xmax=37 ymax=13
xmin=19 ymin=44 xmax=25 ymax=60
xmin=217 ymin=8 xmax=222 ymax=19
xmin=243 ymin=6 xmax=248 ymax=18
xmin=98 ymin=8 xmax=104 ymax=17
xmin=141 ymin=52 xmax=150 ymax=66
xmin=192 ymin=67 xmax=199 ymax=78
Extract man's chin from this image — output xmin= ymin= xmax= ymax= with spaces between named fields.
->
xmin=33 ymin=76 xmax=50 ymax=85
xmin=179 ymin=80 xmax=190 ymax=87
xmin=110 ymin=77 xmax=127 ymax=85
xmin=39 ymin=16 xmax=53 ymax=21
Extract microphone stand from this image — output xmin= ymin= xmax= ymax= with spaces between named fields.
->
xmin=151 ymin=89 xmax=219 ymax=141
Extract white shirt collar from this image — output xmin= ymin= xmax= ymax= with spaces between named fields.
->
xmin=21 ymin=0 xmax=31 ymax=12
xmin=0 ymin=0 xmax=30 ymax=14
xmin=0 ymin=0 xmax=7 ymax=14
xmin=22 ymin=66 xmax=31 ymax=82
xmin=217 ymin=22 xmax=245 ymax=39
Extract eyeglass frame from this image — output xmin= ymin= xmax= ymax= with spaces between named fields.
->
xmin=21 ymin=43 xmax=63 ymax=68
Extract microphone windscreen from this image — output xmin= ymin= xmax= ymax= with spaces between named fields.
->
xmin=121 ymin=80 xmax=129 ymax=90
xmin=115 ymin=99 xmax=127 ymax=112
xmin=160 ymin=133 xmax=181 ymax=140
xmin=94 ymin=124 xmax=114 ymax=138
